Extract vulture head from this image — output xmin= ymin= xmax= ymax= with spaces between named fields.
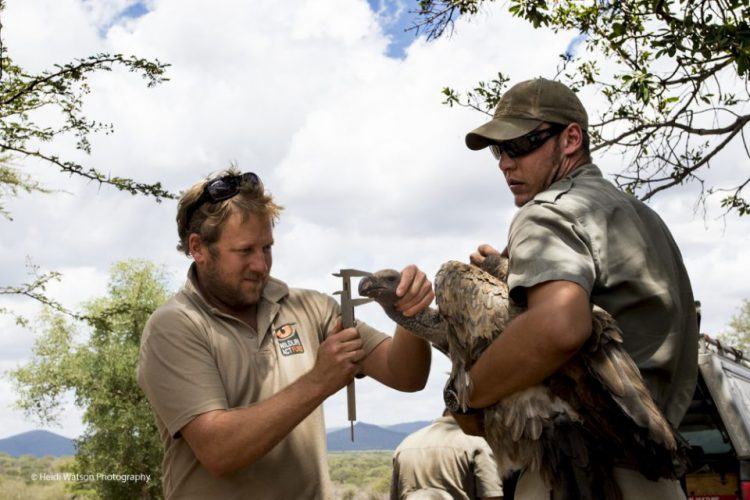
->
xmin=358 ymin=269 xmax=401 ymax=306
xmin=359 ymin=269 xmax=450 ymax=355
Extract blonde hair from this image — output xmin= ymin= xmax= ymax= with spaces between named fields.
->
xmin=176 ymin=166 xmax=283 ymax=255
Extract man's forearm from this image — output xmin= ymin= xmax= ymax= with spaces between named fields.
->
xmin=184 ymin=372 xmax=328 ymax=477
xmin=468 ymin=304 xmax=588 ymax=408
xmin=361 ymin=327 xmax=431 ymax=392
xmin=387 ymin=325 xmax=431 ymax=390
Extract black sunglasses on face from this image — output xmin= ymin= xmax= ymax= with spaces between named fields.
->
xmin=489 ymin=123 xmax=567 ymax=161
xmin=185 ymin=172 xmax=260 ymax=225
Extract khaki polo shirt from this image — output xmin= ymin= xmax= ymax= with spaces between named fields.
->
xmin=391 ymin=416 xmax=503 ymax=500
xmin=137 ymin=267 xmax=388 ymax=499
xmin=507 ymin=163 xmax=698 ymax=426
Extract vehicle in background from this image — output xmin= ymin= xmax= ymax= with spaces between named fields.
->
xmin=680 ymin=334 xmax=750 ymax=500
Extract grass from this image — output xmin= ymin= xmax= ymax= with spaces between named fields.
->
xmin=0 ymin=451 xmax=395 ymax=499
xmin=329 ymin=451 xmax=392 ymax=499
xmin=0 ymin=453 xmax=93 ymax=499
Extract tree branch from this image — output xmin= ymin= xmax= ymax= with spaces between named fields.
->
xmin=640 ymin=120 xmax=746 ymax=200
xmin=0 ymin=144 xmax=176 ymax=200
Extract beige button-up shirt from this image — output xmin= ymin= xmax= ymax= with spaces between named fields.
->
xmin=138 ymin=267 xmax=388 ymax=499
xmin=507 ymin=163 xmax=698 ymax=426
xmin=391 ymin=416 xmax=503 ymax=499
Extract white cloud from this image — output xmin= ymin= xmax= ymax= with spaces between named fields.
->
xmin=2 ymin=0 xmax=749 ymax=442
xmin=0 ymin=358 xmax=86 ymax=439
xmin=2 ymin=0 xmax=101 ymax=71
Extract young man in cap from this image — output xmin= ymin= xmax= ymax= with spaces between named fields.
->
xmin=459 ymin=78 xmax=697 ymax=498
xmin=137 ymin=169 xmax=433 ymax=499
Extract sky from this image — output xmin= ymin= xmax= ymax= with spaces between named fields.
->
xmin=1 ymin=0 xmax=749 ymax=440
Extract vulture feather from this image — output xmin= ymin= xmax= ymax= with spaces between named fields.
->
xmin=359 ymin=255 xmax=686 ymax=500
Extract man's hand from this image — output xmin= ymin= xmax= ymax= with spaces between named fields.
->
xmin=307 ymin=320 xmax=365 ymax=397
xmin=182 ymin=324 xmax=364 ymax=477
xmin=360 ymin=265 xmax=433 ymax=391
xmin=395 ymin=264 xmax=434 ymax=317
xmin=469 ymin=244 xmax=504 ymax=267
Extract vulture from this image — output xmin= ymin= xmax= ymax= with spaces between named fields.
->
xmin=359 ymin=255 xmax=685 ymax=500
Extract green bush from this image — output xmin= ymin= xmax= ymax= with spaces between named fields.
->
xmin=329 ymin=451 xmax=392 ymax=499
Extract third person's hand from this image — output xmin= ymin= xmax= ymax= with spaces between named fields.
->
xmin=469 ymin=244 xmax=502 ymax=267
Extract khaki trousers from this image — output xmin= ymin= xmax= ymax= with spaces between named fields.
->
xmin=515 ymin=468 xmax=686 ymax=500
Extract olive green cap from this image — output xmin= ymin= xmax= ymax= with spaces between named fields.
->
xmin=465 ymin=77 xmax=589 ymax=150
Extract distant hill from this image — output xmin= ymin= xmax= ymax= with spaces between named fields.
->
xmin=326 ymin=421 xmax=430 ymax=436
xmin=1 ymin=423 xmax=432 ymax=457
xmin=383 ymin=421 xmax=432 ymax=435
xmin=327 ymin=421 xmax=431 ymax=451
xmin=0 ymin=431 xmax=75 ymax=457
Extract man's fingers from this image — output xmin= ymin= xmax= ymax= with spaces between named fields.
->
xmin=338 ymin=338 xmax=364 ymax=353
xmin=407 ymin=270 xmax=427 ymax=297
xmin=328 ymin=318 xmax=343 ymax=336
xmin=398 ymin=279 xmax=433 ymax=314
xmin=328 ymin=326 xmax=359 ymax=342
xmin=348 ymin=349 xmax=366 ymax=363
xmin=392 ymin=264 xmax=435 ymax=316
xmin=478 ymin=244 xmax=501 ymax=257
xmin=397 ymin=267 xmax=427 ymax=308
xmin=469 ymin=251 xmax=485 ymax=266
xmin=401 ymin=290 xmax=435 ymax=317
xmin=471 ymin=244 xmax=501 ymax=266
xmin=396 ymin=265 xmax=417 ymax=297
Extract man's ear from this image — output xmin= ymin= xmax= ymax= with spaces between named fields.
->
xmin=561 ymin=123 xmax=584 ymax=156
xmin=188 ymin=233 xmax=207 ymax=264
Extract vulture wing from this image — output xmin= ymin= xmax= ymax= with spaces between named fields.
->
xmin=550 ymin=307 xmax=682 ymax=480
xmin=435 ymin=260 xmax=517 ymax=367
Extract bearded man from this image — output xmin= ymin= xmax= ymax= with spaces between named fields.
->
xmin=138 ymin=169 xmax=433 ymax=499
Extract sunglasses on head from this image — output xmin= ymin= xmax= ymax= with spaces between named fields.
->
xmin=489 ymin=123 xmax=567 ymax=160
xmin=185 ymin=172 xmax=260 ymax=225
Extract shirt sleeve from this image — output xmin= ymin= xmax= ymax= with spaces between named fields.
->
xmin=472 ymin=440 xmax=504 ymax=498
xmin=507 ymin=202 xmax=596 ymax=304
xmin=137 ymin=307 xmax=229 ymax=438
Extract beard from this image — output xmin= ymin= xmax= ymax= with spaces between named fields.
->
xmin=546 ymin=139 xmax=565 ymax=188
xmin=201 ymin=257 xmax=267 ymax=310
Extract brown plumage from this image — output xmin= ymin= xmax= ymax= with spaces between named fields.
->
xmin=359 ymin=255 xmax=685 ymax=499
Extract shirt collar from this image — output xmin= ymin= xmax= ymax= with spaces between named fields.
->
xmin=532 ymin=163 xmax=602 ymax=204
xmin=568 ymin=162 xmax=602 ymax=179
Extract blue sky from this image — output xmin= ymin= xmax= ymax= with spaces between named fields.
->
xmin=367 ymin=0 xmax=421 ymax=58
xmin=97 ymin=1 xmax=149 ymax=36
xmin=120 ymin=1 xmax=148 ymax=19
xmin=366 ymin=0 xmax=586 ymax=60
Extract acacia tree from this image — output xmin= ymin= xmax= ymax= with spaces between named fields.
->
xmin=11 ymin=260 xmax=169 ymax=499
xmin=719 ymin=299 xmax=750 ymax=351
xmin=414 ymin=0 xmax=750 ymax=215
xmin=0 ymin=1 xmax=172 ymax=321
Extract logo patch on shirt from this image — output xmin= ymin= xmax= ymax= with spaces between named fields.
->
xmin=274 ymin=323 xmax=305 ymax=356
